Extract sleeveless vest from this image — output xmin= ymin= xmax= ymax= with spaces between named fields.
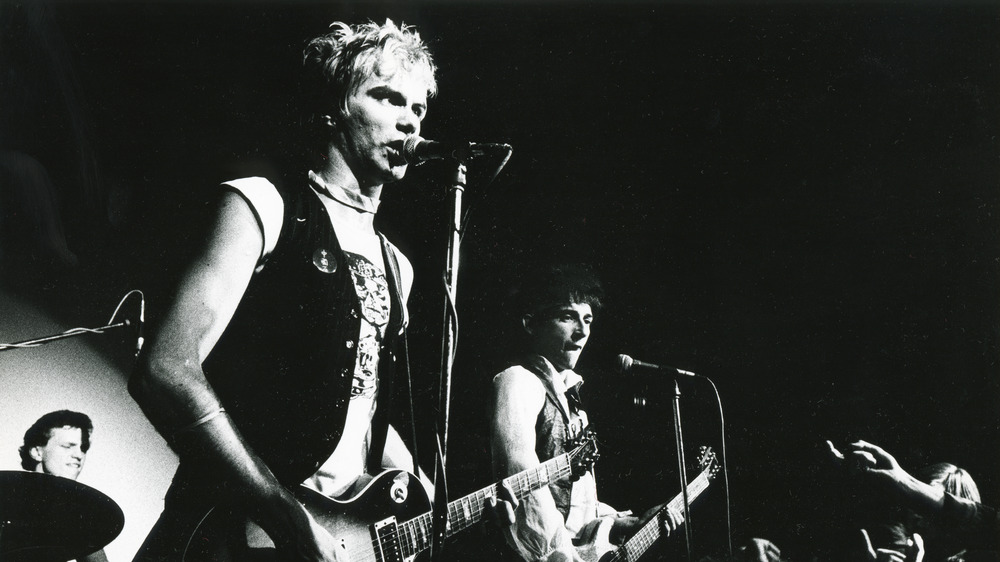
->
xmin=204 ymin=180 xmax=406 ymax=485
xmin=518 ymin=357 xmax=584 ymax=521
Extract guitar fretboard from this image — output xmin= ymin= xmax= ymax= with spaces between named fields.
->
xmin=610 ymin=468 xmax=713 ymax=562
xmin=397 ymin=448 xmax=579 ymax=558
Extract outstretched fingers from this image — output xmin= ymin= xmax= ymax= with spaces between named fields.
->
xmin=825 ymin=440 xmax=846 ymax=463
xmin=849 ymin=440 xmax=897 ymax=469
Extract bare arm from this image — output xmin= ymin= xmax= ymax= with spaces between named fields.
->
xmin=491 ymin=369 xmax=547 ymax=480
xmin=825 ymin=440 xmax=945 ymax=512
xmin=129 ymin=192 xmax=344 ymax=561
xmin=131 ymin=192 xmax=258 ymax=432
xmin=827 ymin=440 xmax=999 ymax=549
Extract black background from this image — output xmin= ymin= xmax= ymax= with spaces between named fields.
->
xmin=3 ymin=1 xmax=998 ymax=559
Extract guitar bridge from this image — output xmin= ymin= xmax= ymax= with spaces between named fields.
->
xmin=372 ymin=517 xmax=404 ymax=562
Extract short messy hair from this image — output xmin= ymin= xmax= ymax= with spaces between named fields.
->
xmin=511 ymin=263 xmax=605 ymax=320
xmin=19 ymin=410 xmax=93 ymax=470
xmin=302 ymin=19 xmax=437 ymax=118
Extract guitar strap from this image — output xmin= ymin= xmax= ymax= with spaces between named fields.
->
xmin=400 ymin=325 xmax=421 ymax=475
xmin=365 ymin=234 xmax=413 ymax=472
xmin=565 ymin=382 xmax=584 ymax=414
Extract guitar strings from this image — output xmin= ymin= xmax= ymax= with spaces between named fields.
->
xmin=349 ymin=437 xmax=594 ymax=561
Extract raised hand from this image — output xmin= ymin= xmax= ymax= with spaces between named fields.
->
xmin=826 ymin=439 xmax=879 ymax=474
xmin=824 ymin=439 xmax=947 ymax=517
xmin=861 ymin=528 xmax=924 ymax=562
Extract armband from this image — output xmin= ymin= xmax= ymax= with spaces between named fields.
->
xmin=171 ymin=408 xmax=227 ymax=440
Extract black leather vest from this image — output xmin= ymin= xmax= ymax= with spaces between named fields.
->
xmin=204 ymin=181 xmax=406 ymax=485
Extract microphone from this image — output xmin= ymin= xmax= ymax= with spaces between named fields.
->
xmin=617 ymin=354 xmax=698 ymax=378
xmin=402 ymin=135 xmax=508 ymax=164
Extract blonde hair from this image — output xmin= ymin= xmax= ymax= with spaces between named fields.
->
xmin=302 ymin=19 xmax=436 ymax=118
xmin=917 ymin=462 xmax=981 ymax=503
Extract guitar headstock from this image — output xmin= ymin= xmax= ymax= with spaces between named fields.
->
xmin=568 ymin=427 xmax=600 ymax=480
xmin=697 ymin=446 xmax=721 ymax=480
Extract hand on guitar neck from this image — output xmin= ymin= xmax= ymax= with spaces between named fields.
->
xmin=607 ymin=504 xmax=683 ymax=546
xmin=592 ymin=447 xmax=720 ymax=562
xmin=485 ymin=480 xmax=520 ymax=526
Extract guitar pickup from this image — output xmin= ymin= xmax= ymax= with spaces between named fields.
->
xmin=372 ymin=517 xmax=404 ymax=562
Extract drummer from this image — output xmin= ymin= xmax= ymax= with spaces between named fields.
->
xmin=19 ymin=410 xmax=93 ymax=480
xmin=19 ymin=410 xmax=110 ymax=562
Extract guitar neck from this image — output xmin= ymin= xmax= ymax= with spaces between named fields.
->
xmin=397 ymin=450 xmax=577 ymax=558
xmin=610 ymin=469 xmax=712 ymax=562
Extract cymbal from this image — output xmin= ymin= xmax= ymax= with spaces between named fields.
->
xmin=0 ymin=471 xmax=124 ymax=562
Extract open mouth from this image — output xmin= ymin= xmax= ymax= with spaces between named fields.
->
xmin=387 ymin=139 xmax=407 ymax=159
xmin=387 ymin=148 xmax=408 ymax=167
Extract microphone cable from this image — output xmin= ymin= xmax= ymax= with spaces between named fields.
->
xmin=0 ymin=290 xmax=145 ymax=352
xmin=701 ymin=374 xmax=734 ymax=560
xmin=458 ymin=143 xmax=513 ymax=244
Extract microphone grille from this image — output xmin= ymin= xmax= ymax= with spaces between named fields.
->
xmin=616 ymin=354 xmax=634 ymax=374
xmin=402 ymin=134 xmax=424 ymax=162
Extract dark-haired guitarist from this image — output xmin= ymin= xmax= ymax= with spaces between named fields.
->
xmin=490 ymin=264 xmax=682 ymax=562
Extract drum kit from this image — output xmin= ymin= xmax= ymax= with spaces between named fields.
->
xmin=0 ymin=295 xmax=137 ymax=560
xmin=0 ymin=471 xmax=123 ymax=562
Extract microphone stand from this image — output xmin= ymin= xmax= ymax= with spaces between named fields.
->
xmin=430 ymin=155 xmax=468 ymax=562
xmin=672 ymin=379 xmax=694 ymax=560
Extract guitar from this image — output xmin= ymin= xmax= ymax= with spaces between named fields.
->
xmin=183 ymin=428 xmax=600 ymax=561
xmin=595 ymin=446 xmax=720 ymax=562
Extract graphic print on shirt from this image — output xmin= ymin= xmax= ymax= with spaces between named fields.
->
xmin=565 ymin=383 xmax=587 ymax=438
xmin=345 ymin=251 xmax=390 ymax=400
